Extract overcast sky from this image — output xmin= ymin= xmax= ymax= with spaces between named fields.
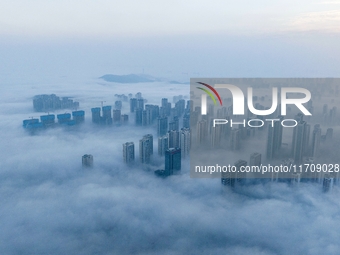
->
xmin=1 ymin=2 xmax=340 ymax=254
xmin=1 ymin=0 xmax=340 ymax=38
xmin=0 ymin=1 xmax=340 ymax=80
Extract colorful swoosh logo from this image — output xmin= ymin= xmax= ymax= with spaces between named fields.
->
xmin=196 ymin=82 xmax=223 ymax=106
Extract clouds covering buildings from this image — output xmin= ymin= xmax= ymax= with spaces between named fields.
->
xmin=1 ymin=1 xmax=340 ymax=254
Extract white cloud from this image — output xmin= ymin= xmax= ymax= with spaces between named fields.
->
xmin=288 ymin=10 xmax=340 ymax=33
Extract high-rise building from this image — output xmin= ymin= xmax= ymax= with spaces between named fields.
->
xmin=40 ymin=114 xmax=55 ymax=127
xmin=139 ymin=137 xmax=152 ymax=164
xmin=115 ymin=100 xmax=122 ymax=110
xmin=311 ymin=125 xmax=321 ymax=157
xmin=326 ymin=128 xmax=333 ymax=141
xmin=165 ymin=148 xmax=181 ymax=176
xmin=72 ymin=110 xmax=85 ymax=123
xmin=249 ymin=153 xmax=261 ymax=166
xmin=123 ymin=142 xmax=135 ymax=164
xmin=157 ymin=117 xmax=168 ymax=137
xmin=121 ymin=114 xmax=129 ymax=124
xmin=22 ymin=118 xmax=42 ymax=130
xmin=135 ymin=108 xmax=143 ymax=126
xmin=304 ymin=124 xmax=311 ymax=155
xmin=183 ymin=114 xmax=190 ymax=129
xmin=159 ymin=107 xmax=167 ymax=117
xmin=82 ymin=154 xmax=93 ymax=167
xmin=170 ymin=116 xmax=179 ymax=131
xmin=230 ymin=129 xmax=240 ymax=151
xmin=144 ymin=108 xmax=153 ymax=126
xmin=158 ymin=136 xmax=169 ymax=156
xmin=329 ymin=107 xmax=336 ymax=124
xmin=221 ymin=160 xmax=247 ymax=187
xmin=323 ymin=174 xmax=334 ymax=192
xmin=161 ymin=98 xmax=168 ymax=108
xmin=166 ymin=102 xmax=172 ymax=116
xmin=91 ymin=107 xmax=101 ymax=124
xmin=167 ymin=130 xmax=180 ymax=149
xmin=130 ymin=98 xmax=137 ymax=113
xmin=145 ymin=104 xmax=158 ymax=123
xmin=175 ymin=99 xmax=185 ymax=116
xmin=266 ymin=116 xmax=283 ymax=160
xmin=197 ymin=120 xmax=208 ymax=145
xmin=292 ymin=121 xmax=309 ymax=164
xmin=235 ymin=159 xmax=247 ymax=183
xmin=180 ymin=128 xmax=191 ymax=159
xmin=211 ymin=123 xmax=223 ymax=148
xmin=57 ymin=113 xmax=71 ymax=124
xmin=291 ymin=173 xmax=301 ymax=186
xmin=143 ymin=134 xmax=153 ymax=155
xmin=113 ymin=109 xmax=121 ymax=123
xmin=137 ymin=99 xmax=144 ymax=110
xmin=102 ymin=106 xmax=112 ymax=125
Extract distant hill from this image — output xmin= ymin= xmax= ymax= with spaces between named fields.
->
xmin=99 ymin=73 xmax=189 ymax=84
xmin=99 ymin=74 xmax=156 ymax=83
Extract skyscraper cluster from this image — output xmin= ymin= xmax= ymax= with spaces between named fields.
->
xmin=33 ymin=94 xmax=79 ymax=112
xmin=23 ymin=110 xmax=85 ymax=131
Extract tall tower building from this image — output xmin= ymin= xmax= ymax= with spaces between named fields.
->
xmin=40 ymin=114 xmax=55 ymax=127
xmin=113 ymin=109 xmax=121 ymax=123
xmin=235 ymin=159 xmax=247 ymax=183
xmin=161 ymin=98 xmax=168 ymax=109
xmin=139 ymin=136 xmax=152 ymax=164
xmin=221 ymin=160 xmax=247 ymax=187
xmin=57 ymin=113 xmax=71 ymax=124
xmin=143 ymin=134 xmax=153 ymax=155
xmin=72 ymin=110 xmax=85 ymax=123
xmin=323 ymin=174 xmax=334 ymax=192
xmin=145 ymin=104 xmax=157 ymax=124
xmin=291 ymin=173 xmax=301 ymax=186
xmin=266 ymin=116 xmax=283 ymax=160
xmin=158 ymin=136 xmax=169 ymax=156
xmin=167 ymin=130 xmax=180 ymax=149
xmin=137 ymin=99 xmax=144 ymax=110
xmin=130 ymin=98 xmax=137 ymax=113
xmin=326 ymin=128 xmax=333 ymax=141
xmin=311 ymin=124 xmax=321 ymax=157
xmin=114 ymin=100 xmax=122 ymax=110
xmin=91 ymin=107 xmax=101 ymax=124
xmin=102 ymin=106 xmax=112 ymax=125
xmin=173 ymin=116 xmax=180 ymax=131
xmin=175 ymin=99 xmax=185 ymax=116
xmin=249 ymin=153 xmax=261 ymax=166
xmin=165 ymin=148 xmax=181 ymax=176
xmin=135 ymin=108 xmax=143 ymax=126
xmin=183 ymin=114 xmax=190 ymax=129
xmin=142 ymin=110 xmax=148 ymax=126
xmin=82 ymin=154 xmax=93 ymax=167
xmin=180 ymin=128 xmax=191 ymax=158
xmin=230 ymin=129 xmax=240 ymax=151
xmin=123 ymin=142 xmax=135 ymax=164
xmin=197 ymin=120 xmax=208 ymax=145
xmin=157 ymin=117 xmax=168 ymax=137
xmin=121 ymin=114 xmax=129 ymax=124
xmin=292 ymin=121 xmax=309 ymax=164
xmin=211 ymin=123 xmax=222 ymax=148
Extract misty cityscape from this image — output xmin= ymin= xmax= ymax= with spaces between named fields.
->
xmin=2 ymin=1 xmax=340 ymax=255
xmin=1 ymin=73 xmax=340 ymax=255
xmin=22 ymin=79 xmax=340 ymax=194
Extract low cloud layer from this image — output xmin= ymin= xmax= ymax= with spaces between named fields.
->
xmin=0 ymin=78 xmax=340 ymax=255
